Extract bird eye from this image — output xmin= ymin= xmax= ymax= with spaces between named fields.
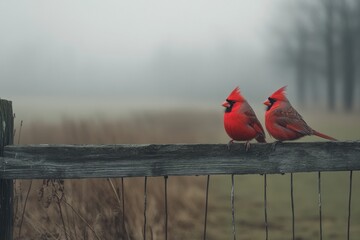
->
xmin=268 ymin=97 xmax=276 ymax=103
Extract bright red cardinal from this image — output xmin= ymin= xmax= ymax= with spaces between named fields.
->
xmin=223 ymin=87 xmax=266 ymax=150
xmin=264 ymin=86 xmax=337 ymax=141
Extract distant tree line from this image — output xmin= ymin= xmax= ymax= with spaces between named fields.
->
xmin=275 ymin=0 xmax=360 ymax=111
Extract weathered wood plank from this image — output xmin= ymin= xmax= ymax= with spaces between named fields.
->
xmin=0 ymin=99 xmax=14 ymax=240
xmin=0 ymin=142 xmax=359 ymax=179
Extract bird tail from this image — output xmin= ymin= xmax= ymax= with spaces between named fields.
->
xmin=313 ymin=130 xmax=337 ymax=141
xmin=255 ymin=134 xmax=266 ymax=143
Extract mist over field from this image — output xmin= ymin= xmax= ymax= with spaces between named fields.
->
xmin=2 ymin=0 xmax=360 ymax=123
xmin=1 ymin=0 xmax=360 ymax=239
xmin=0 ymin=0 xmax=299 ymax=123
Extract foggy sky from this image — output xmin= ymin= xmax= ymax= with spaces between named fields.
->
xmin=0 ymin=0 xmax=287 ymax=120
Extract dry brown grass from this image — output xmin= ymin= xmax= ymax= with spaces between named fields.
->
xmin=14 ymin=177 xmax=207 ymax=240
xmin=13 ymin=110 xmax=223 ymax=240
xmin=19 ymin=109 xmax=224 ymax=144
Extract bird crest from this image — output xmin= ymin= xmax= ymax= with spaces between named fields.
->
xmin=227 ymin=87 xmax=245 ymax=102
xmin=269 ymin=86 xmax=288 ymax=101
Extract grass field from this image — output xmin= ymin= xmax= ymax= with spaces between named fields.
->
xmin=11 ymin=109 xmax=360 ymax=239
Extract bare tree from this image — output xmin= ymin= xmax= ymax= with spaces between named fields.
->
xmin=295 ymin=24 xmax=309 ymax=107
xmin=340 ymin=0 xmax=357 ymax=111
xmin=356 ymin=0 xmax=360 ymax=102
xmin=322 ymin=0 xmax=336 ymax=110
xmin=273 ymin=0 xmax=360 ymax=111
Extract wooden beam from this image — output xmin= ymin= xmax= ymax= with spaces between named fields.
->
xmin=1 ymin=141 xmax=359 ymax=179
xmin=0 ymin=99 xmax=14 ymax=240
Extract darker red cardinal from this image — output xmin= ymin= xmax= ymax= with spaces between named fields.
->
xmin=223 ymin=87 xmax=266 ymax=150
xmin=264 ymin=86 xmax=337 ymax=141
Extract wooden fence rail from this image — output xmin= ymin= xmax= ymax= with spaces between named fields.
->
xmin=1 ymin=142 xmax=360 ymax=179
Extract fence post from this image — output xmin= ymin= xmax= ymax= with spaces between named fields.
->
xmin=0 ymin=99 xmax=14 ymax=240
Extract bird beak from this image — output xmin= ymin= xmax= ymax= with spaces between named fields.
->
xmin=222 ymin=101 xmax=230 ymax=108
xmin=263 ymin=99 xmax=271 ymax=106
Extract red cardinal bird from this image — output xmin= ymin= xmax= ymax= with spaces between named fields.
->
xmin=264 ymin=86 xmax=337 ymax=142
xmin=223 ymin=87 xmax=266 ymax=150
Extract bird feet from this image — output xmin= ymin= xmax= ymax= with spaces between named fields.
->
xmin=227 ymin=140 xmax=252 ymax=152
xmin=244 ymin=141 xmax=251 ymax=152
xmin=271 ymin=141 xmax=282 ymax=151
xmin=227 ymin=140 xmax=234 ymax=150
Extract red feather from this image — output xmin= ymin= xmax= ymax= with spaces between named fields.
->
xmin=268 ymin=86 xmax=288 ymax=101
xmin=226 ymin=86 xmax=245 ymax=102
xmin=223 ymin=87 xmax=266 ymax=143
xmin=264 ymin=86 xmax=337 ymax=141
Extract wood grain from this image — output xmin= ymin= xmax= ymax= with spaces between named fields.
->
xmin=1 ymin=141 xmax=359 ymax=179
xmin=0 ymin=99 xmax=14 ymax=240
